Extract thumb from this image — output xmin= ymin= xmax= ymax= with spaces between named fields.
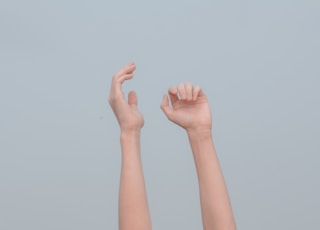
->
xmin=128 ymin=91 xmax=138 ymax=107
xmin=160 ymin=94 xmax=173 ymax=119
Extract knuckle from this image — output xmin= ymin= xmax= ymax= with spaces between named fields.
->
xmin=113 ymin=76 xmax=120 ymax=83
xmin=167 ymin=114 xmax=174 ymax=121
xmin=112 ymin=74 xmax=117 ymax=81
xmin=112 ymin=74 xmax=122 ymax=83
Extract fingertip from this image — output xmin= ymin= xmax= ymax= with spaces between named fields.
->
xmin=126 ymin=62 xmax=135 ymax=67
xmin=117 ymin=63 xmax=136 ymax=76
xmin=128 ymin=63 xmax=136 ymax=73
xmin=192 ymin=85 xmax=201 ymax=101
xmin=168 ymin=87 xmax=178 ymax=95
xmin=199 ymin=88 xmax=205 ymax=95
xmin=128 ymin=90 xmax=138 ymax=106
xmin=160 ymin=94 xmax=172 ymax=116
xmin=185 ymin=82 xmax=193 ymax=101
xmin=177 ymin=83 xmax=186 ymax=100
xmin=129 ymin=90 xmax=136 ymax=95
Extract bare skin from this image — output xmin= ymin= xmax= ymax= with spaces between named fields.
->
xmin=109 ymin=63 xmax=151 ymax=230
xmin=161 ymin=83 xmax=236 ymax=230
xmin=109 ymin=63 xmax=236 ymax=230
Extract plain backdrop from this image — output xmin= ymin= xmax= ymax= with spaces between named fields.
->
xmin=1 ymin=1 xmax=319 ymax=229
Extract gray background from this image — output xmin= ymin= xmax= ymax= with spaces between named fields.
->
xmin=1 ymin=0 xmax=319 ymax=229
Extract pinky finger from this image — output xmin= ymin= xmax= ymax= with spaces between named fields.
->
xmin=192 ymin=86 xmax=201 ymax=101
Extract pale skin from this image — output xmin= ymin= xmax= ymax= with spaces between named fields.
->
xmin=109 ymin=63 xmax=236 ymax=230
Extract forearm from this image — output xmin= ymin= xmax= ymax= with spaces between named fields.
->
xmin=119 ymin=130 xmax=151 ymax=230
xmin=187 ymin=130 xmax=236 ymax=230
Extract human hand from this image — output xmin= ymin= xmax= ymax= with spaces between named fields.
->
xmin=108 ymin=63 xmax=144 ymax=133
xmin=160 ymin=83 xmax=212 ymax=133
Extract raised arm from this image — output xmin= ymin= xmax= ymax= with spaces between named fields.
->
xmin=161 ymin=83 xmax=236 ymax=230
xmin=109 ymin=63 xmax=151 ymax=230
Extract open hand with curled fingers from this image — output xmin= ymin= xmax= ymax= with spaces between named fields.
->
xmin=108 ymin=62 xmax=144 ymax=133
xmin=160 ymin=82 xmax=212 ymax=133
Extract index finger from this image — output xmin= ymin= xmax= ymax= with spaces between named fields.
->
xmin=114 ymin=62 xmax=136 ymax=78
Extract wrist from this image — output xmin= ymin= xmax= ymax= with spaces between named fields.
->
xmin=187 ymin=128 xmax=213 ymax=146
xmin=187 ymin=129 xmax=216 ymax=158
xmin=120 ymin=129 xmax=141 ymax=158
xmin=186 ymin=127 xmax=212 ymax=138
xmin=120 ymin=128 xmax=141 ymax=138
